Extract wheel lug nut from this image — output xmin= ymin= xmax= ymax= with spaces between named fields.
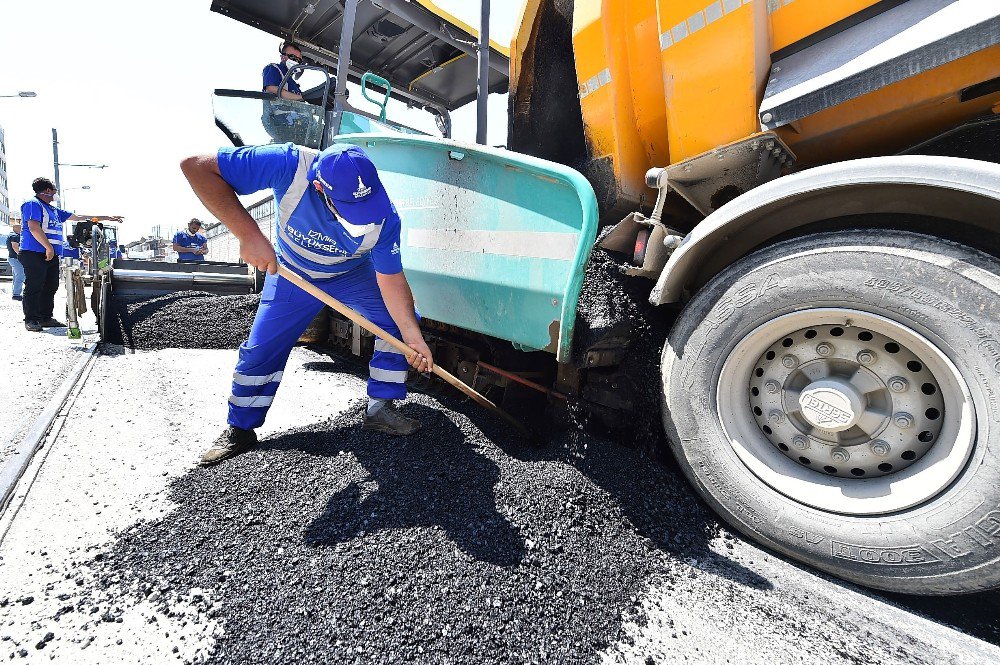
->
xmin=831 ymin=447 xmax=850 ymax=463
xmin=870 ymin=440 xmax=891 ymax=456
xmin=856 ymin=350 xmax=877 ymax=365
xmin=894 ymin=412 xmax=914 ymax=429
xmin=792 ymin=435 xmax=810 ymax=450
xmin=781 ymin=354 xmax=799 ymax=369
xmin=764 ymin=380 xmax=781 ymax=394
xmin=888 ymin=376 xmax=909 ymax=393
xmin=816 ymin=343 xmax=835 ymax=357
xmin=768 ymin=410 xmax=786 ymax=424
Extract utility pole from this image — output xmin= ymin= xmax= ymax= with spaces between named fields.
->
xmin=51 ymin=128 xmax=61 ymax=194
xmin=476 ymin=0 xmax=491 ymax=145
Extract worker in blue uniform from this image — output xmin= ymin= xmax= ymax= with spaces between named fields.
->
xmin=262 ymin=41 xmax=304 ymax=101
xmin=172 ymin=218 xmax=209 ymax=262
xmin=262 ymin=41 xmax=307 ymax=144
xmin=181 ymin=142 xmax=433 ymax=466
xmin=19 ymin=177 xmax=122 ymax=332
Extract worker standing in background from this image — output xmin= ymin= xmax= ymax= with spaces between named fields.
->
xmin=181 ymin=142 xmax=434 ymax=466
xmin=172 ymin=218 xmax=209 ymax=262
xmin=19 ymin=177 xmax=122 ymax=333
xmin=6 ymin=222 xmax=24 ymax=301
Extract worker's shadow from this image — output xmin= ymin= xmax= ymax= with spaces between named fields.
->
xmin=456 ymin=399 xmax=775 ymax=592
xmin=274 ymin=403 xmax=526 ymax=567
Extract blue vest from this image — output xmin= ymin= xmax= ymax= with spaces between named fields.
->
xmin=20 ymin=198 xmax=66 ymax=254
xmin=275 ymin=147 xmax=386 ymax=280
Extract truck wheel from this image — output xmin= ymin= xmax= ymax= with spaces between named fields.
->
xmin=662 ymin=230 xmax=1000 ymax=595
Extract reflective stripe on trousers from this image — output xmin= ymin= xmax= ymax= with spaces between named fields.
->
xmin=227 ymin=261 xmax=413 ymax=430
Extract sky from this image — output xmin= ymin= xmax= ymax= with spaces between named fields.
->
xmin=0 ymin=0 xmax=522 ymax=243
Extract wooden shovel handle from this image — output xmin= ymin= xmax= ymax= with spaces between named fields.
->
xmin=276 ymin=266 xmax=525 ymax=430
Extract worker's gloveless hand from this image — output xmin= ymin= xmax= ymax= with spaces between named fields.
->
xmin=240 ymin=236 xmax=278 ymax=274
xmin=404 ymin=337 xmax=433 ymax=373
xmin=44 ymin=246 xmax=55 ymax=261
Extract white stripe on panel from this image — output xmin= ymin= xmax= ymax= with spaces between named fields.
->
xmin=406 ymin=229 xmax=579 ymax=261
xmin=706 ymin=2 xmax=724 ymax=23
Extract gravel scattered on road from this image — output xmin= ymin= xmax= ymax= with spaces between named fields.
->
xmin=65 ymin=388 xmax=1000 ymax=665
xmin=85 ymin=393 xmax=733 ymax=664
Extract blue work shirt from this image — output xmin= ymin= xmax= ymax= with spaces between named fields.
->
xmin=173 ymin=230 xmax=208 ymax=262
xmin=262 ymin=62 xmax=302 ymax=95
xmin=217 ymin=143 xmax=403 ymax=278
xmin=20 ymin=198 xmax=72 ymax=255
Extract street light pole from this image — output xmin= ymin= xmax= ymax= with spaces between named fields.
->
xmin=52 ymin=128 xmax=108 ymax=206
xmin=52 ymin=128 xmax=61 ymax=194
xmin=61 ymin=185 xmax=91 ymax=211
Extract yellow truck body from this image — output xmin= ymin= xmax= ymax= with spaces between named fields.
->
xmin=513 ymin=0 xmax=1000 ymax=216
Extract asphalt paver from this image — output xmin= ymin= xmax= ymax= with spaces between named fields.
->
xmin=107 ymin=292 xmax=259 ymax=350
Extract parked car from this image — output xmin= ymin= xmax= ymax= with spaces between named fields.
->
xmin=0 ymin=243 xmax=11 ymax=278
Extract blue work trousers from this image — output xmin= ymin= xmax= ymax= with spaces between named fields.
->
xmin=228 ymin=262 xmax=412 ymax=430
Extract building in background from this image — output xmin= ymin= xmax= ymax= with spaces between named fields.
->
xmin=0 ymin=126 xmax=9 ymax=227
xmin=202 ymin=195 xmax=275 ymax=264
xmin=123 ymin=236 xmax=170 ymax=261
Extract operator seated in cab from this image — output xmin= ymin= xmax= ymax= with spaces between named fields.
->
xmin=180 ymin=142 xmax=433 ymax=466
xmin=261 ymin=41 xmax=337 ymax=145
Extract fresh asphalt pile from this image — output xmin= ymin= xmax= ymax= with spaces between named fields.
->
xmin=83 ymin=393 xmax=740 ymax=664
xmin=573 ymin=229 xmax=672 ymax=450
xmin=106 ymin=292 xmax=260 ymax=350
xmin=59 ymin=389 xmax=1000 ymax=664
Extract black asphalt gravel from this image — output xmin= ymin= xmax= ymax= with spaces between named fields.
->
xmin=85 ymin=393 xmax=741 ymax=664
xmin=58 ymin=389 xmax=1000 ymax=665
xmin=573 ymin=231 xmax=673 ymax=449
xmin=107 ymin=292 xmax=260 ymax=350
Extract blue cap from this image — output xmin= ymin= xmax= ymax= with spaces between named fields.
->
xmin=310 ymin=144 xmax=392 ymax=226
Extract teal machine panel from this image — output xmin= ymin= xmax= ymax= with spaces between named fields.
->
xmin=335 ymin=133 xmax=599 ymax=362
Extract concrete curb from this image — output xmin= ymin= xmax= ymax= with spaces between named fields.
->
xmin=0 ymin=343 xmax=98 ymax=513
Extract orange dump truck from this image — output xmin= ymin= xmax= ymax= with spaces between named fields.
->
xmin=506 ymin=0 xmax=1000 ymax=596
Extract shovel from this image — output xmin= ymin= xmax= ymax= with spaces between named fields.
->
xmin=277 ymin=266 xmax=529 ymax=435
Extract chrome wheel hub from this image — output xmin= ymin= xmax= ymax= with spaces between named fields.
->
xmin=748 ymin=323 xmax=944 ymax=478
xmin=717 ymin=309 xmax=975 ymax=515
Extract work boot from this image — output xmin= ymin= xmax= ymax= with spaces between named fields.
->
xmin=12 ymin=295 xmax=22 ymax=301
xmin=363 ymin=402 xmax=421 ymax=435
xmin=199 ymin=427 xmax=259 ymax=466
xmin=25 ymin=320 xmax=42 ymax=332
xmin=40 ymin=318 xmax=66 ymax=328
